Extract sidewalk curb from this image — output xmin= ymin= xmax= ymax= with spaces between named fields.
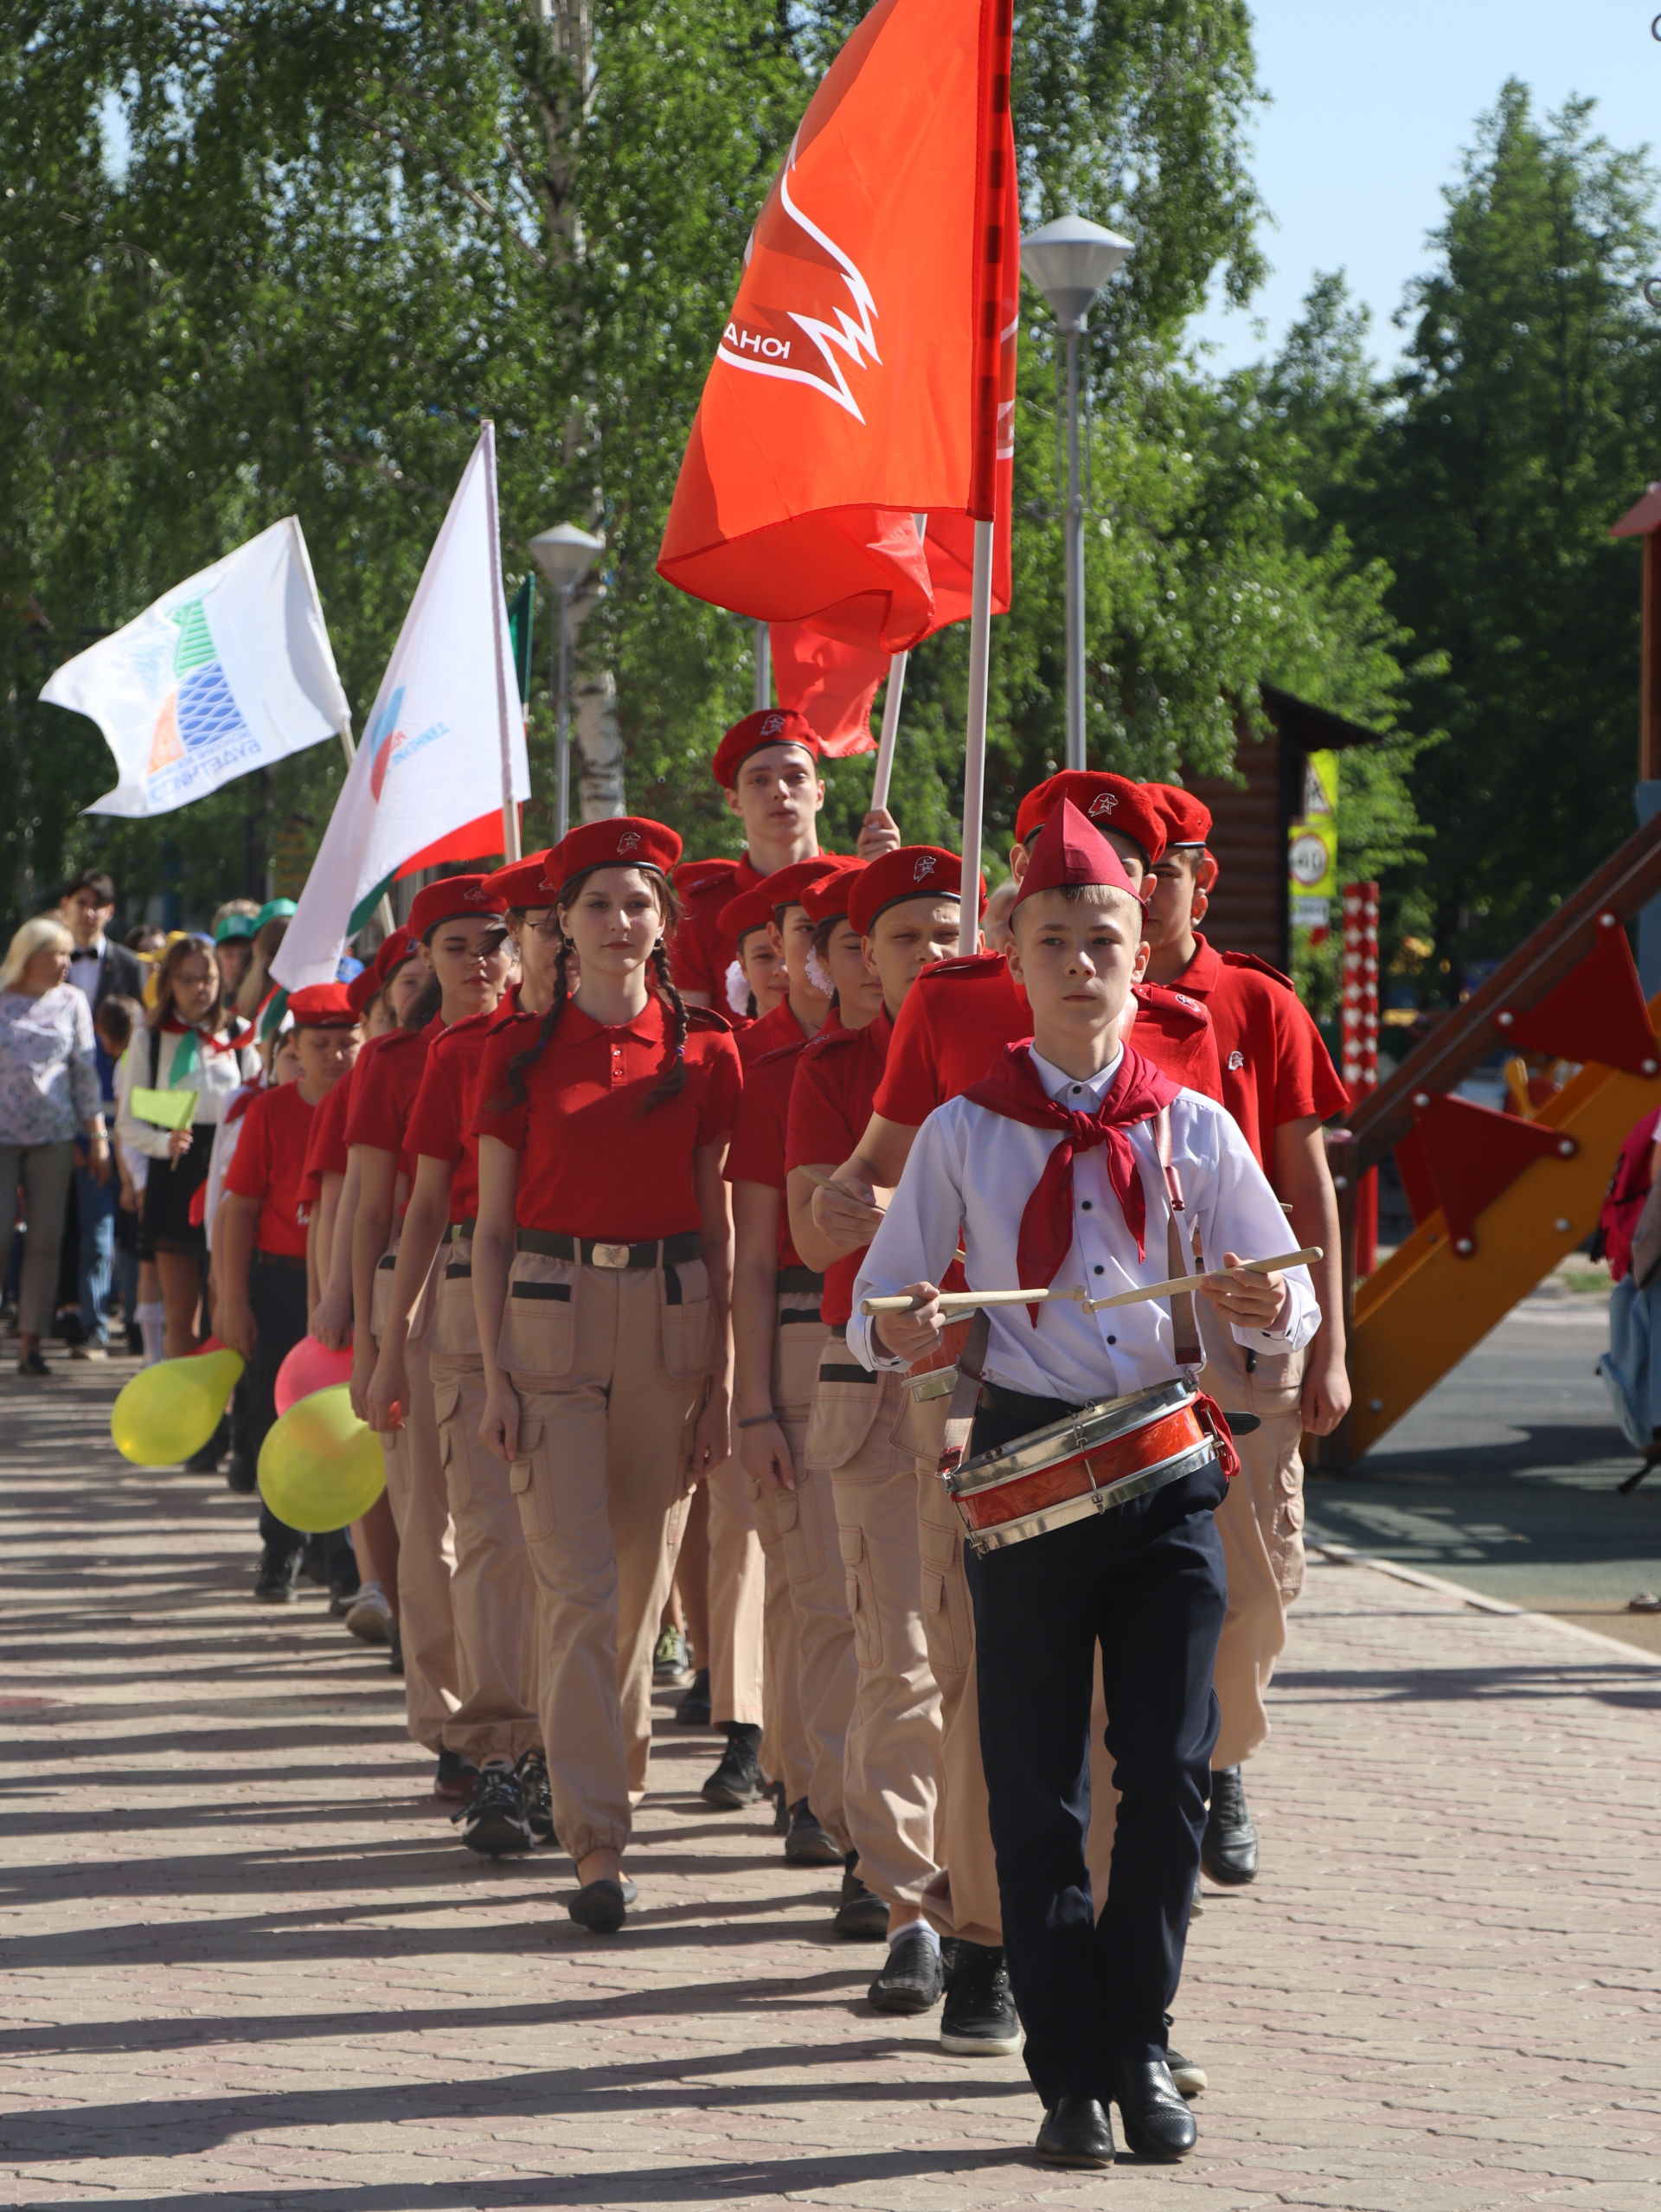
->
xmin=1310 ymin=1541 xmax=1661 ymax=1667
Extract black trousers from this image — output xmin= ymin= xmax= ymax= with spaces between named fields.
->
xmin=247 ymin=1255 xmax=350 ymax=1575
xmin=964 ymin=1384 xmax=1228 ymax=2111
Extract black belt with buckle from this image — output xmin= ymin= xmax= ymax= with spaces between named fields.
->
xmin=514 ymin=1228 xmax=702 ymax=1270
xmin=253 ymin=1250 xmax=307 ymax=1273
xmin=446 ymin=1218 xmax=476 ymax=1243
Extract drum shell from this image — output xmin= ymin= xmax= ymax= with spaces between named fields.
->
xmin=903 ymin=1314 xmax=972 ymax=1401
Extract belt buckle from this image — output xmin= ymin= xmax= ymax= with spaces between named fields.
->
xmin=590 ymin=1241 xmax=631 ymax=1270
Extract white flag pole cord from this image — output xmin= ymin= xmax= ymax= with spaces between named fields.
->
xmin=480 ymin=422 xmax=522 ymax=864
xmin=869 ymin=651 xmax=907 ymax=815
xmin=958 ymin=518 xmax=995 ymax=955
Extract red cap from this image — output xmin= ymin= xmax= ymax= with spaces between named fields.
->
xmin=484 ymin=850 xmax=559 ymax=908
xmin=800 ymin=857 xmax=867 ymax=926
xmin=716 ymin=883 xmax=778 ymax=946
xmin=1014 ymin=773 xmax=1167 ymax=869
xmin=846 ymin=846 xmax=984 ymax=937
xmin=755 ymin=856 xmax=845 ymax=920
xmin=371 ymin=926 xmax=416 ymax=986
xmin=1011 ymin=798 xmax=1144 ymax=914
xmin=548 ymin=816 xmax=683 ymax=895
xmin=345 ymin=965 xmax=381 ymax=1016
xmin=1145 ymin=782 xmax=1212 ymax=849
xmin=286 ymin=983 xmax=358 ymax=1029
xmin=710 ymin=708 xmax=823 ymax=790
xmin=407 ymin=875 xmax=509 ymax=942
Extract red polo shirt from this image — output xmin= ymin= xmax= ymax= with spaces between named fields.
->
xmin=299 ymin=1043 xmax=375 ymax=1203
xmin=1170 ymin=935 xmax=1347 ymax=1171
xmin=224 ymin=1080 xmax=318 ymax=1259
xmin=473 ymin=997 xmax=741 ymax=1238
xmin=723 ymin=1021 xmax=824 ymax=1267
xmin=407 ymin=999 xmax=526 ymax=1225
xmin=735 ymin=992 xmax=816 ymax=1071
xmin=668 ymin=854 xmax=766 ymax=1002
xmin=871 ymin=955 xmax=1223 ymax=1126
xmin=346 ymin=1018 xmax=442 ymax=1190
xmin=786 ymin=1007 xmax=892 ymax=1325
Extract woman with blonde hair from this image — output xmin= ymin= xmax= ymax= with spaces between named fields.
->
xmin=0 ymin=916 xmax=108 ymax=1375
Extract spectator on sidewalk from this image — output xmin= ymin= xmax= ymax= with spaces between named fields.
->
xmin=68 ymin=992 xmax=141 ymax=1360
xmin=58 ymin=871 xmax=145 ymax=1013
xmin=0 ymin=916 xmax=109 ymax=1376
xmin=95 ymin=997 xmax=147 ymax=1356
xmin=211 ymin=902 xmax=260 ymax=1003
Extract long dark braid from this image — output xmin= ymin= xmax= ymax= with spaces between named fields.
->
xmin=499 ymin=939 xmax=573 ymax=1109
xmin=640 ymin=941 xmax=689 ymax=1112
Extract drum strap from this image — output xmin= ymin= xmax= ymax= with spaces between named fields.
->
xmin=936 ymin=1306 xmax=991 ymax=1485
xmin=1155 ymin=1108 xmax=1203 ymax=1371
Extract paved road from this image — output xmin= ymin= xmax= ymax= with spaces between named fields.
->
xmin=1310 ymin=1287 xmax=1661 ymax=1656
xmin=3 ymin=1362 xmax=1660 ymax=2209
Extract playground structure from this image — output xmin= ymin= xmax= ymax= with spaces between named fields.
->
xmin=1319 ymin=810 xmax=1661 ymax=1468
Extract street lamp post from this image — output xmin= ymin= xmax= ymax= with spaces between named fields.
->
xmin=1019 ymin=216 xmax=1133 ymax=773
xmin=528 ymin=523 xmax=606 ymax=843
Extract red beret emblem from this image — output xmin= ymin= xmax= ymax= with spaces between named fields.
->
xmin=759 ymin=711 xmax=788 ymax=739
xmin=617 ymin=830 xmax=642 ymax=855
xmin=464 ymin=884 xmax=491 ymax=904
xmin=913 ymin=854 xmax=938 ymax=881
xmin=1088 ymin=791 xmax=1119 ymax=818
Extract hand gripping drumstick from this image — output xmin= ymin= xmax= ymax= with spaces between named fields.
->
xmin=797 ymin=1163 xmax=886 ymax=1220
xmin=859 ymin=1248 xmax=1321 ymax=1318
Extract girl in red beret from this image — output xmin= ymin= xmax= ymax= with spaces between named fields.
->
xmin=470 ymin=817 xmax=742 ymax=1932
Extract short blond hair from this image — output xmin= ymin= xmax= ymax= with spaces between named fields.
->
xmin=0 ymin=914 xmax=73 ymax=992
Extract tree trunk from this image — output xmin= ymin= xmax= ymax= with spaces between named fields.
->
xmin=567 ymin=583 xmax=625 ymax=819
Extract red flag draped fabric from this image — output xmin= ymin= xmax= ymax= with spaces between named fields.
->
xmin=658 ymin=0 xmax=1017 ymax=655
xmin=768 ymin=622 xmax=885 ymax=754
xmin=394 ymin=806 xmax=518 ymax=882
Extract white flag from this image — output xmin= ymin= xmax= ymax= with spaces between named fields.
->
xmin=42 ymin=516 xmax=350 ymax=818
xmin=273 ymin=426 xmax=529 ymax=992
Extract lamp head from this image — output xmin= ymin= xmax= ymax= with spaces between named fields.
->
xmin=1020 ymin=215 xmax=1133 ymax=334
xmin=529 ymin=523 xmax=606 ymax=590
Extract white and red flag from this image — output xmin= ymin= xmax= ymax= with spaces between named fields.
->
xmin=658 ymin=0 xmax=1018 ymax=657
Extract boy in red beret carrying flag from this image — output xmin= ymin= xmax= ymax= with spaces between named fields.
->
xmin=846 ymin=803 xmax=1317 ymax=2170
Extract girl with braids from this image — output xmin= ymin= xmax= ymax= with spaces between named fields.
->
xmin=471 ymin=817 xmax=741 ymax=1933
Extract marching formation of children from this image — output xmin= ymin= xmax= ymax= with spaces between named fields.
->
xmin=106 ymin=704 xmax=1352 ymax=2172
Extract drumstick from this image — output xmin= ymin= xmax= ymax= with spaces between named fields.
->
xmin=1081 ymin=1247 xmax=1322 ymax=1313
xmin=860 ymin=1286 xmax=1087 ymax=1315
xmin=797 ymin=1163 xmax=886 ymax=1219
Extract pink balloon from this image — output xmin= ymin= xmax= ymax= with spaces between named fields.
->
xmin=273 ymin=1335 xmax=355 ymax=1416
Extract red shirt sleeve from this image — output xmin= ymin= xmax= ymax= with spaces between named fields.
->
xmin=870 ymin=980 xmax=940 ymax=1127
xmin=1273 ymin=996 xmax=1350 ymax=1129
xmin=471 ymin=1021 xmax=533 ymax=1153
xmin=696 ymin=1032 xmax=744 ymax=1151
xmin=409 ymin=1042 xmax=466 ymax=1168
xmin=224 ymin=1088 xmax=274 ymax=1202
xmin=346 ymin=1037 xmax=410 ymax=1155
xmin=786 ymin=1046 xmax=856 ymax=1171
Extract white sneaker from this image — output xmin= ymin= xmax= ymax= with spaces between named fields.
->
xmin=343 ymin=1582 xmax=393 ymax=1645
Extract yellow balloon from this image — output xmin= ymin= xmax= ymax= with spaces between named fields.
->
xmin=110 ymin=1349 xmax=246 ymax=1466
xmin=257 ymin=1384 xmax=386 ymax=1533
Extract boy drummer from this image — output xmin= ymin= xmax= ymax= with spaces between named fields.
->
xmin=847 ymin=801 xmax=1316 ymax=2170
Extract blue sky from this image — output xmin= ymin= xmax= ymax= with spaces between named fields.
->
xmin=1192 ymin=0 xmax=1660 ymax=372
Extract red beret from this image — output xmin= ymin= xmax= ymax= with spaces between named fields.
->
xmin=407 ymin=875 xmax=509 ymax=942
xmin=370 ymin=926 xmax=416 ymax=987
xmin=344 ymin=965 xmax=381 ymax=1016
xmin=716 ymin=883 xmax=779 ymax=946
xmin=1011 ymin=798 xmax=1142 ymax=914
xmin=847 ymin=846 xmax=983 ymax=937
xmin=800 ymin=857 xmax=867 ymax=926
xmin=757 ymin=856 xmax=845 ymax=919
xmin=710 ymin=708 xmax=824 ymax=790
xmin=547 ymin=815 xmax=682 ymax=894
xmin=1145 ymin=782 xmax=1212 ymax=849
xmin=286 ymin=983 xmax=358 ymax=1029
xmin=484 ymin=850 xmax=559 ymax=908
xmin=1013 ymin=773 xmax=1167 ymax=869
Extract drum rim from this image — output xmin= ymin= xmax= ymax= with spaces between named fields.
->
xmin=948 ymin=1376 xmax=1198 ymax=1498
xmin=965 ymin=1438 xmax=1215 ymax=1552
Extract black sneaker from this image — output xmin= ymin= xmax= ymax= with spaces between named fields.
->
xmin=770 ymin=1779 xmax=789 ymax=1835
xmin=433 ymin=1749 xmax=478 ymax=1803
xmin=298 ymin=1536 xmax=331 ymax=1587
xmin=388 ymin=1622 xmax=404 ymax=1677
xmin=16 ymin=1349 xmax=50 ymax=1377
xmin=784 ymin=1799 xmax=843 ymax=1866
xmin=453 ymin=1760 xmax=533 ymax=1857
xmin=675 ymin=1668 xmax=711 ymax=1727
xmin=940 ymin=1940 xmax=1022 ymax=2055
xmin=702 ymin=1722 xmax=765 ymax=1808
xmin=1202 ymin=1763 xmax=1259 ymax=1884
xmin=327 ymin=1569 xmax=362 ymax=1617
xmin=252 ymin=1544 xmax=300 ymax=1604
xmin=516 ymin=1749 xmax=557 ymax=1846
xmin=833 ymin=1851 xmax=888 ymax=1940
xmin=869 ymin=1926 xmax=946 ymax=2014
xmin=223 ymin=1455 xmax=257 ymax=1496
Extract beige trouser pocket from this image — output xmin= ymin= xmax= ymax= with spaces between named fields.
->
xmin=498 ymin=1253 xmax=580 ymax=1380
xmin=839 ymin=1524 xmax=881 ymax=1673
xmin=507 ymin=1415 xmax=555 ymax=1541
xmin=806 ymin=1365 xmax=884 ymax=1471
xmin=660 ymin=1256 xmax=715 ymax=1379
xmin=425 ymin=1241 xmax=481 ymax=1358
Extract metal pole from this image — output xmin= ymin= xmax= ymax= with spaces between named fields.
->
xmin=869 ymin=652 xmax=907 ymax=816
xmin=555 ymin=587 xmax=572 ymax=845
xmin=959 ymin=520 xmax=995 ymax=954
xmin=754 ymin=620 xmax=771 ymax=712
xmin=1064 ymin=324 xmax=1086 ymax=773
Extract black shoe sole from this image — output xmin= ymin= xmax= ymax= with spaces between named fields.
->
xmin=462 ymin=1816 xmax=534 ymax=1858
xmin=252 ymin=1586 xmax=297 ymax=1604
xmin=784 ymin=1833 xmax=845 ymax=1866
xmin=1199 ymin=1848 xmax=1257 ymax=1886
xmin=568 ymin=1879 xmax=635 ymax=1933
xmin=701 ymin=1779 xmax=765 ymax=1809
xmin=832 ymin=1903 xmax=889 ymax=1940
xmin=1033 ymin=2144 xmax=1114 ymax=2170
xmin=868 ymin=1980 xmax=944 ymax=2015
xmin=940 ymin=2021 xmax=1023 ymax=2055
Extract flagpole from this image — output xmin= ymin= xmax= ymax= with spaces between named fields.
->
xmin=869 ymin=652 xmax=907 ymax=815
xmin=480 ymin=421 xmax=522 ymax=864
xmin=959 ymin=519 xmax=994 ymax=955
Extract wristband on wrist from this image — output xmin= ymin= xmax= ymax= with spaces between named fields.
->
xmin=735 ymin=1412 xmax=779 ymax=1429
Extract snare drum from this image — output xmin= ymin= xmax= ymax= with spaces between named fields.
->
xmin=943 ymin=1378 xmax=1222 ymax=1554
xmin=903 ymin=1314 xmax=973 ymax=1401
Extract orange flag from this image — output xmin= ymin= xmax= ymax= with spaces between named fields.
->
xmin=768 ymin=622 xmax=887 ymax=754
xmin=658 ymin=0 xmax=1017 ymax=656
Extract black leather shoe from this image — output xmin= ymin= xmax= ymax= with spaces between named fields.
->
xmin=833 ymin=1850 xmax=888 ymax=1939
xmin=674 ymin=1668 xmax=712 ymax=1727
xmin=1113 ymin=2055 xmax=1197 ymax=2159
xmin=702 ymin=1722 xmax=764 ymax=1808
xmin=868 ymin=1927 xmax=945 ymax=2014
xmin=939 ymin=1940 xmax=1022 ymax=2055
xmin=1164 ymin=2015 xmax=1206 ymax=2095
xmin=783 ymin=1798 xmax=843 ymax=1865
xmin=1202 ymin=1763 xmax=1259 ymax=1884
xmin=252 ymin=1544 xmax=300 ymax=1603
xmin=568 ymin=1877 xmax=637 ymax=1933
xmin=1033 ymin=2096 xmax=1115 ymax=2169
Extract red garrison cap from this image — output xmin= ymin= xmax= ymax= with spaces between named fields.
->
xmin=370 ymin=925 xmax=416 ymax=986
xmin=344 ymin=965 xmax=381 ymax=1016
xmin=1145 ymin=782 xmax=1212 ymax=849
xmin=1011 ymin=798 xmax=1144 ymax=914
xmin=484 ymin=850 xmax=558 ymax=907
xmin=548 ymin=816 xmax=683 ymax=895
xmin=847 ymin=846 xmax=983 ymax=937
xmin=286 ymin=983 xmax=358 ymax=1029
xmin=800 ymin=857 xmax=868 ymax=927
xmin=407 ymin=875 xmax=509 ymax=942
xmin=716 ymin=882 xmax=779 ymax=946
xmin=1014 ymin=773 xmax=1167 ymax=869
xmin=710 ymin=708 xmax=824 ymax=790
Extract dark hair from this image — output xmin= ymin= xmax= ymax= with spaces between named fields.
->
xmin=61 ymin=869 xmax=116 ymax=907
xmin=401 ymin=967 xmax=443 ymax=1030
xmin=146 ymin=936 xmax=225 ymax=1029
xmin=93 ymin=994 xmax=142 ymax=1051
xmin=125 ymin=923 xmax=165 ymax=953
xmin=497 ymin=866 xmax=686 ymax=1113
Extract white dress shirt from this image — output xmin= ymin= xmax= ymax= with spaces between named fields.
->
xmin=847 ymin=1046 xmax=1318 ymax=1407
xmin=67 ymin=937 xmax=106 ymax=1003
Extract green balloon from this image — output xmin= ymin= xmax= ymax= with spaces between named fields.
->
xmin=257 ymin=1384 xmax=386 ymax=1533
xmin=111 ymin=1350 xmax=245 ymax=1466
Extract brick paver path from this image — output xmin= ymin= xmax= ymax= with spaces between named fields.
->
xmin=3 ymin=1366 xmax=1660 ymax=2209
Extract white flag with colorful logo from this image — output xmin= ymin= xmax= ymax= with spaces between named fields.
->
xmin=273 ymin=425 xmax=529 ymax=992
xmin=42 ymin=516 xmax=350 ymax=817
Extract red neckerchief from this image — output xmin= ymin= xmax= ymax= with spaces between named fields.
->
xmin=963 ymin=1042 xmax=1179 ymax=1320
xmin=158 ymin=1016 xmax=252 ymax=1055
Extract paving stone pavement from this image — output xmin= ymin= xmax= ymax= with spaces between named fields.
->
xmin=3 ymin=1362 xmax=1660 ymax=2211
